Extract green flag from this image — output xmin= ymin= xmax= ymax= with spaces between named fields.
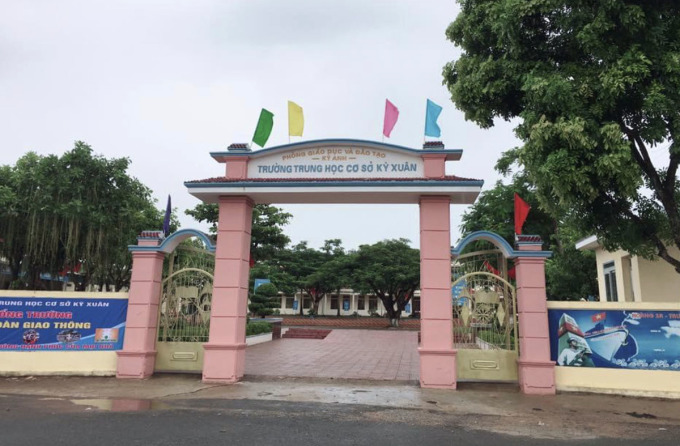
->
xmin=252 ymin=108 xmax=274 ymax=147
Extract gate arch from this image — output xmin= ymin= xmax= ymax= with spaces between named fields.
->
xmin=118 ymin=140 xmax=556 ymax=394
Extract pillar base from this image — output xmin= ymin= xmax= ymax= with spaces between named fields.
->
xmin=202 ymin=343 xmax=247 ymax=384
xmin=518 ymin=359 xmax=556 ymax=395
xmin=116 ymin=351 xmax=156 ymax=379
xmin=418 ymin=348 xmax=457 ymax=389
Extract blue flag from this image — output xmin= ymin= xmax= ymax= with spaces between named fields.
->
xmin=163 ymin=195 xmax=171 ymax=237
xmin=425 ymin=99 xmax=443 ymax=138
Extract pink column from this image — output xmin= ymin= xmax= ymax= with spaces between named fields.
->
xmin=421 ymin=154 xmax=447 ymax=179
xmin=418 ymin=196 xmax=456 ymax=389
xmin=515 ymin=240 xmax=556 ymax=395
xmin=117 ymin=234 xmax=165 ymax=378
xmin=202 ymin=196 xmax=253 ymax=383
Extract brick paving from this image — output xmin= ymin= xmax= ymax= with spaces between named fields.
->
xmin=277 ymin=316 xmax=420 ymax=330
xmin=245 ymin=329 xmax=419 ymax=382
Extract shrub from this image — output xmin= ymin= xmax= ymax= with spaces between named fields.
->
xmin=246 ymin=321 xmax=272 ymax=336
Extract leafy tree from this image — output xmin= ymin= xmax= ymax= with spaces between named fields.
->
xmin=0 ymin=142 xmax=166 ymax=290
xmin=326 ymin=254 xmax=355 ymax=317
xmin=185 ymin=203 xmax=292 ymax=263
xmin=278 ymin=242 xmax=320 ymax=315
xmin=302 ymin=239 xmax=350 ymax=315
xmin=461 ymin=178 xmax=555 ymax=245
xmin=249 ymin=282 xmax=280 ymax=318
xmin=460 ymin=178 xmax=598 ymax=300
xmin=350 ymin=239 xmax=420 ymax=327
xmin=249 ymin=261 xmax=296 ymax=297
xmin=444 ymin=1 xmax=680 ymax=273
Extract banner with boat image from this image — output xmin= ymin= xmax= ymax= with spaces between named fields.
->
xmin=548 ymin=309 xmax=680 ymax=371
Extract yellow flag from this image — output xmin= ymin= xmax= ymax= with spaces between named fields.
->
xmin=288 ymin=101 xmax=304 ymax=137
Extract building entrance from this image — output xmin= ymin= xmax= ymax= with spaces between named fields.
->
xmin=116 ymin=139 xmax=556 ymax=395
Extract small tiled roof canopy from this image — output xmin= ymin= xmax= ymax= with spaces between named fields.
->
xmin=185 ymin=139 xmax=484 ymax=205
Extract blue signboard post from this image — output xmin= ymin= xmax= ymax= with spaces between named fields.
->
xmin=254 ymin=278 xmax=271 ymax=291
xmin=452 ymin=278 xmax=468 ymax=307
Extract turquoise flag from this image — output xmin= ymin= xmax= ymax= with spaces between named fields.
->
xmin=424 ymin=99 xmax=443 ymax=138
xmin=252 ymin=108 xmax=274 ymax=147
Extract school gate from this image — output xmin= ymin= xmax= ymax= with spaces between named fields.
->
xmin=115 ymin=139 xmax=555 ymax=394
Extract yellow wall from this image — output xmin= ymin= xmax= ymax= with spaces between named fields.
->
xmin=548 ymin=301 xmax=680 ymax=398
xmin=0 ymin=291 xmax=127 ymax=376
xmin=594 ymin=246 xmax=680 ymax=303
xmin=636 ymin=246 xmax=680 ymax=303
xmin=0 ymin=352 xmax=118 ymax=376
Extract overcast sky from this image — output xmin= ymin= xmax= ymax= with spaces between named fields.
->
xmin=1 ymin=0 xmax=522 ymax=250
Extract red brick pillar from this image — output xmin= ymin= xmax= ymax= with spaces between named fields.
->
xmin=418 ymin=196 xmax=456 ymax=389
xmin=515 ymin=238 xmax=556 ymax=394
xmin=117 ymin=232 xmax=165 ymax=378
xmin=202 ymin=196 xmax=253 ymax=383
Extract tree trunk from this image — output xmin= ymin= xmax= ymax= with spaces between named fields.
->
xmin=380 ymin=296 xmax=401 ymax=328
xmin=298 ymin=289 xmax=304 ymax=316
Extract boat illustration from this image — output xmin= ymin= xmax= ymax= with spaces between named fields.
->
xmin=661 ymin=320 xmax=680 ymax=339
xmin=557 ymin=312 xmax=639 ymax=366
xmin=557 ymin=313 xmax=591 ymax=358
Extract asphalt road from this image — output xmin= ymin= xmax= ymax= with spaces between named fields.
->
xmin=1 ymin=394 xmax=677 ymax=446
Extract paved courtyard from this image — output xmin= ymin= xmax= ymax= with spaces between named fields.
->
xmin=245 ymin=329 xmax=419 ymax=382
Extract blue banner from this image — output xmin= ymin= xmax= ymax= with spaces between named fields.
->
xmin=0 ymin=296 xmax=127 ymax=351
xmin=548 ymin=309 xmax=680 ymax=371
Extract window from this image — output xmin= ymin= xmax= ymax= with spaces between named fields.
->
xmin=303 ymin=298 xmax=312 ymax=309
xmin=357 ymin=296 xmax=365 ymax=310
xmin=603 ymin=262 xmax=618 ymax=302
xmin=330 ymin=295 xmax=338 ymax=310
xmin=285 ymin=298 xmax=294 ymax=309
xmin=369 ymin=297 xmax=378 ymax=312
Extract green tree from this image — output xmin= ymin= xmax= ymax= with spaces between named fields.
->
xmin=303 ymin=239 xmax=349 ymax=315
xmin=460 ymin=178 xmax=598 ymax=300
xmin=249 ymin=261 xmax=296 ymax=297
xmin=350 ymin=239 xmax=420 ymax=327
xmin=249 ymin=282 xmax=280 ymax=318
xmin=278 ymin=241 xmax=320 ymax=315
xmin=185 ymin=203 xmax=292 ymax=263
xmin=444 ymin=1 xmax=680 ymax=273
xmin=0 ymin=142 xmax=166 ymax=290
xmin=460 ymin=178 xmax=555 ymax=245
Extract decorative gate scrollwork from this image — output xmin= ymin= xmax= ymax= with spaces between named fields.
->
xmin=452 ymin=272 xmax=517 ymax=352
xmin=157 ymin=243 xmax=215 ymax=344
xmin=158 ymin=268 xmax=213 ymax=342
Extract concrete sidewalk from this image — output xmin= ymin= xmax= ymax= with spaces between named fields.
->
xmin=1 ymin=374 xmax=679 ymax=440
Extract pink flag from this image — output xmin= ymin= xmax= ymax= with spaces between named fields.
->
xmin=383 ymin=99 xmax=399 ymax=138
